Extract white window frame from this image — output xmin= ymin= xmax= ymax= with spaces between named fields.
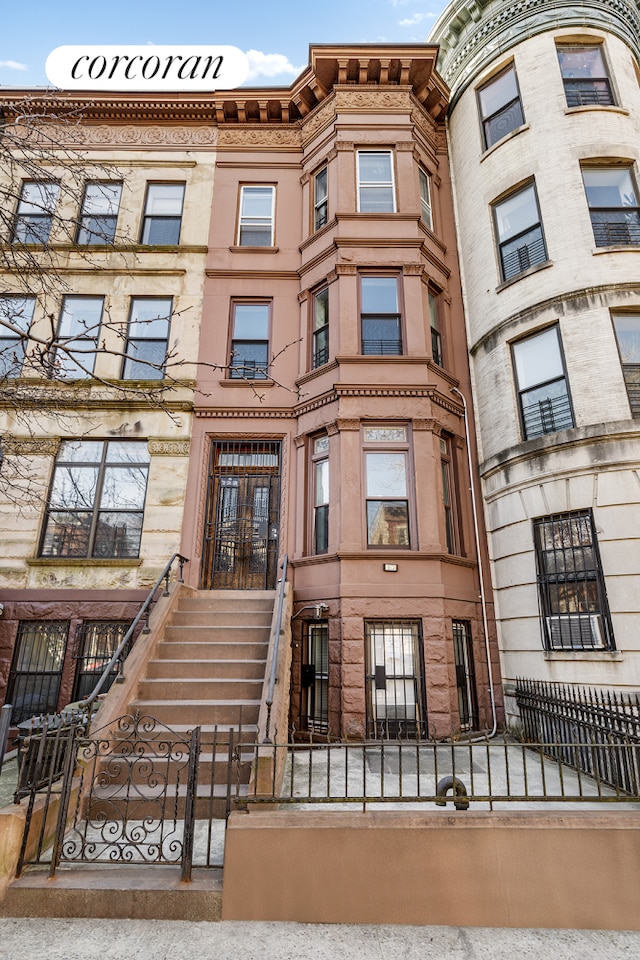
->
xmin=356 ymin=151 xmax=396 ymax=214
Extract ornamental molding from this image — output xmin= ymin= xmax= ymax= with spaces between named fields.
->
xmin=334 ymin=89 xmax=411 ymax=111
xmin=195 ymin=407 xmax=295 ymax=419
xmin=13 ymin=122 xmax=218 ymax=148
xmin=3 ymin=437 xmax=60 ymax=457
xmin=334 ymin=263 xmax=358 ymax=275
xmin=335 ymin=418 xmax=361 ymax=432
xmin=217 ymin=127 xmax=301 ymax=148
xmin=301 ymin=99 xmax=336 ymax=146
xmin=148 ymin=439 xmax=191 ymax=456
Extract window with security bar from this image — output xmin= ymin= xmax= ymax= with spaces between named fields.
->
xmin=512 ymin=325 xmax=574 ymax=439
xmin=366 ymin=620 xmax=426 ymax=739
xmin=556 ymin=44 xmax=615 ymax=108
xmin=533 ymin=510 xmax=615 ymax=651
xmin=301 ymin=621 xmax=329 ymax=733
xmin=360 ymin=275 xmax=402 ymax=356
xmin=477 ymin=63 xmax=525 ymax=150
xmin=72 ymin=620 xmax=131 ymax=702
xmin=452 ymin=620 xmax=478 ymax=731
xmin=493 ymin=181 xmax=548 ymax=282
xmin=6 ymin=621 xmax=69 ymax=724
xmin=581 ymin=165 xmax=640 ymax=247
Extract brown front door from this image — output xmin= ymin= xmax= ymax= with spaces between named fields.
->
xmin=201 ymin=440 xmax=281 ymax=590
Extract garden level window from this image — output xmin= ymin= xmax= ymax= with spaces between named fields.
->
xmin=557 ymin=45 xmax=614 ymax=107
xmin=419 ymin=168 xmax=433 ymax=230
xmin=76 ymin=182 xmax=122 ymax=244
xmin=122 ymin=298 xmax=171 ymax=380
xmin=230 ymin=302 xmax=270 ymax=379
xmin=237 ymin=186 xmax=275 ymax=246
xmin=612 ymin=313 xmax=640 ymax=417
xmin=12 ymin=181 xmax=60 ymax=244
xmin=313 ymin=166 xmax=328 ymax=232
xmin=40 ymin=439 xmax=150 ymax=559
xmin=6 ymin=621 xmax=69 ymax=725
xmin=452 ymin=620 xmax=478 ymax=731
xmin=140 ymin=183 xmax=185 ymax=245
xmin=301 ymin=621 xmax=329 ymax=733
xmin=357 ymin=151 xmax=395 ymax=213
xmin=56 ymin=296 xmax=103 ymax=379
xmin=0 ymin=295 xmax=35 ymax=378
xmin=533 ymin=511 xmax=614 ymax=651
xmin=494 ymin=182 xmax=547 ymax=282
xmin=582 ymin=166 xmax=640 ymax=247
xmin=311 ymin=435 xmax=329 ymax=555
xmin=364 ymin=426 xmax=411 ymax=548
xmin=365 ymin=620 xmax=426 ymax=739
xmin=361 ymin=276 xmax=402 ymax=355
xmin=478 ymin=64 xmax=524 ymax=150
xmin=312 ymin=286 xmax=329 ymax=368
xmin=72 ymin=620 xmax=131 ymax=702
xmin=512 ymin=326 xmax=573 ymax=439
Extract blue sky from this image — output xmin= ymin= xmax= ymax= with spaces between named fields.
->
xmin=1 ymin=0 xmax=449 ymax=88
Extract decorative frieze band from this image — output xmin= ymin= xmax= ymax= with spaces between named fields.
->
xmin=13 ymin=123 xmax=218 ymax=148
xmin=148 ymin=439 xmax=191 ymax=456
xmin=2 ymin=437 xmax=60 ymax=457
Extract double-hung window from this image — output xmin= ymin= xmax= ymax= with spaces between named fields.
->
xmin=12 ymin=181 xmax=60 ymax=244
xmin=357 ymin=151 xmax=395 ymax=213
xmin=237 ymin=186 xmax=275 ymax=246
xmin=56 ymin=296 xmax=103 ymax=379
xmin=557 ymin=44 xmax=614 ymax=107
xmin=494 ymin=182 xmax=547 ymax=282
xmin=122 ymin=298 xmax=171 ymax=380
xmin=311 ymin=286 xmax=329 ymax=369
xmin=612 ymin=313 xmax=640 ymax=417
xmin=581 ymin=165 xmax=640 ymax=247
xmin=40 ymin=439 xmax=150 ymax=559
xmin=0 ymin=295 xmax=34 ymax=378
xmin=364 ymin=425 xmax=411 ymax=548
xmin=313 ymin=166 xmax=328 ymax=232
xmin=360 ymin=275 xmax=402 ymax=355
xmin=311 ymin=435 xmax=329 ymax=555
xmin=419 ymin=168 xmax=433 ymax=230
xmin=512 ymin=326 xmax=573 ymax=439
xmin=230 ymin=302 xmax=270 ymax=379
xmin=440 ymin=435 xmax=461 ymax=554
xmin=533 ymin=510 xmax=614 ymax=650
xmin=76 ymin=182 xmax=122 ymax=244
xmin=428 ymin=290 xmax=443 ymax=366
xmin=140 ymin=183 xmax=185 ymax=245
xmin=478 ymin=64 xmax=524 ymax=150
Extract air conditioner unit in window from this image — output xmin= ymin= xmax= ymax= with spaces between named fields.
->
xmin=545 ymin=614 xmax=605 ymax=649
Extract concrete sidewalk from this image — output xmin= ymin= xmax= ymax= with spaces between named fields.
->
xmin=1 ymin=918 xmax=639 ymax=960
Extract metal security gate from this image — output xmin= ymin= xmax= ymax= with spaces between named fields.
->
xmin=365 ymin=621 xmax=427 ymax=739
xmin=201 ymin=440 xmax=281 ymax=590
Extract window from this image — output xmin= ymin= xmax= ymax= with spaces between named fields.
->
xmin=311 ymin=286 xmax=329 ymax=369
xmin=428 ymin=290 xmax=443 ymax=366
xmin=582 ymin=166 xmax=640 ymax=247
xmin=237 ymin=185 xmax=275 ymax=246
xmin=452 ymin=621 xmax=478 ymax=731
xmin=440 ymin=435 xmax=461 ymax=554
xmin=122 ymin=298 xmax=171 ymax=380
xmin=40 ymin=439 xmax=150 ymax=559
xmin=76 ymin=182 xmax=122 ymax=244
xmin=313 ymin=166 xmax=328 ymax=231
xmin=301 ymin=621 xmax=329 ymax=733
xmin=364 ymin=425 xmax=411 ymax=548
xmin=56 ymin=296 xmax=103 ymax=379
xmin=361 ymin=275 xmax=402 ymax=355
xmin=365 ymin=620 xmax=426 ymax=739
xmin=357 ymin=151 xmax=395 ymax=213
xmin=494 ymin=182 xmax=547 ymax=281
xmin=512 ymin=326 xmax=573 ymax=439
xmin=311 ymin=435 xmax=329 ymax=555
xmin=140 ymin=183 xmax=184 ymax=244
xmin=612 ymin=313 xmax=640 ymax=417
xmin=6 ymin=621 xmax=69 ymax=724
xmin=72 ymin=620 xmax=131 ymax=702
xmin=533 ymin=511 xmax=614 ymax=651
xmin=0 ymin=295 xmax=34 ymax=378
xmin=419 ymin=168 xmax=433 ymax=230
xmin=557 ymin=44 xmax=614 ymax=107
xmin=230 ymin=302 xmax=270 ymax=379
xmin=478 ymin=64 xmax=524 ymax=150
xmin=12 ymin=181 xmax=59 ymax=244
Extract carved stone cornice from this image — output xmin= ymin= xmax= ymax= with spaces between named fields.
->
xmin=195 ymin=407 xmax=295 ymax=419
xmin=301 ymin=99 xmax=336 ymax=147
xmin=335 ymin=88 xmax=412 ymax=112
xmin=335 ymin=418 xmax=361 ymax=432
xmin=217 ymin=127 xmax=301 ymax=148
xmin=148 ymin=439 xmax=191 ymax=456
xmin=8 ymin=121 xmax=218 ymax=150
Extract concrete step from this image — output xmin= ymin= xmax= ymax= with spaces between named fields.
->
xmin=170 ymin=610 xmax=272 ymax=627
xmin=146 ymin=658 xmax=267 ymax=680
xmin=178 ymin=590 xmax=275 ymax=609
xmin=163 ymin=625 xmax=270 ymax=643
xmin=136 ymin=677 xmax=265 ymax=702
xmin=91 ymin=747 xmax=256 ymax=787
xmin=128 ymin=699 xmax=260 ymax=726
xmin=87 ymin=782 xmax=249 ymax=820
xmin=0 ymin=865 xmax=223 ymax=920
xmin=156 ymin=641 xmax=268 ymax=660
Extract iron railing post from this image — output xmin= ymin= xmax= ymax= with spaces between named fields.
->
xmin=181 ymin=726 xmax=200 ymax=882
xmin=0 ymin=703 xmax=12 ymax=776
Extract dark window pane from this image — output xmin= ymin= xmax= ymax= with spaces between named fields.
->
xmin=314 ymin=503 xmax=329 ymax=554
xmin=367 ymin=501 xmax=410 ymax=546
xmin=141 ymin=217 xmax=181 ymax=245
xmin=41 ymin=511 xmax=93 ymax=557
xmin=93 ymin=512 xmax=144 ymax=558
xmin=77 ymin=215 xmax=118 ymax=244
xmin=230 ymin=340 xmax=269 ymax=378
xmin=122 ymin=339 xmax=167 ymax=379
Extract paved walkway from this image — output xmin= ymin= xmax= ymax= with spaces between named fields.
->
xmin=0 ymin=918 xmax=639 ymax=960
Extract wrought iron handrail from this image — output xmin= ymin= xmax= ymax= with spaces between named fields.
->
xmin=264 ymin=553 xmax=288 ymax=742
xmin=78 ymin=552 xmax=189 ymax=710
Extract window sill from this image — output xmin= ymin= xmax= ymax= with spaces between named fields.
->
xmin=480 ymin=123 xmax=530 ymax=161
xmin=543 ymin=649 xmax=623 ymax=661
xmin=496 ymin=258 xmax=553 ymax=292
xmin=565 ymin=105 xmax=629 ymax=117
xmin=229 ymin=245 xmax=279 ymax=254
xmin=219 ymin=378 xmax=275 ymax=387
xmin=27 ymin=558 xmax=143 ymax=567
xmin=592 ymin=245 xmax=640 ymax=255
